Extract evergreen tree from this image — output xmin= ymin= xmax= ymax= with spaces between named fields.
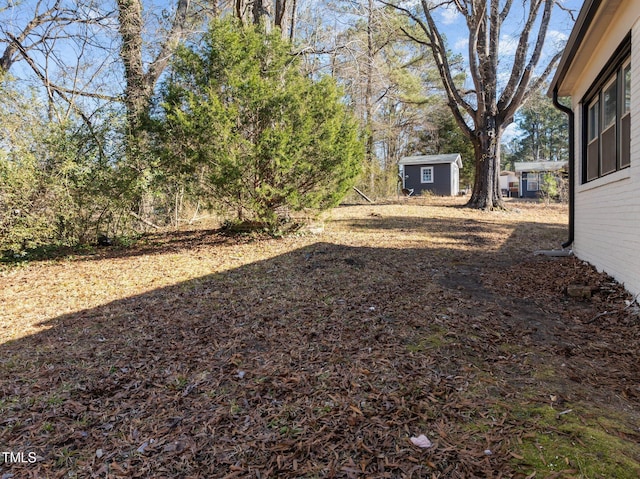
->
xmin=155 ymin=19 xmax=363 ymax=228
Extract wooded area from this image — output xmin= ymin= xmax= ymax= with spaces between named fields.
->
xmin=0 ymin=1 xmax=572 ymax=256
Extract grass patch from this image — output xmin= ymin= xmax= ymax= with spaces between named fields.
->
xmin=513 ymin=405 xmax=640 ymax=478
xmin=406 ymin=326 xmax=450 ymax=352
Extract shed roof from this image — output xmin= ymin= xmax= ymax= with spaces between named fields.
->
xmin=514 ymin=161 xmax=568 ymax=173
xmin=399 ymin=153 xmax=462 ymax=167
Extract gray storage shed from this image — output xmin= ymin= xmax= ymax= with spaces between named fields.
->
xmin=399 ymin=154 xmax=462 ymax=196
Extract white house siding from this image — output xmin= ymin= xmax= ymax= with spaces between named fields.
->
xmin=571 ymin=6 xmax=640 ymax=296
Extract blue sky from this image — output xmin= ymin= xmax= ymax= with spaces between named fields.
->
xmin=421 ymin=0 xmax=584 ymax=141
xmin=3 ymin=0 xmax=584 ymax=139
xmin=434 ymin=0 xmax=582 ymax=62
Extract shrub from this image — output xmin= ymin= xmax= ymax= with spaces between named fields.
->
xmin=154 ymin=19 xmax=364 ymax=228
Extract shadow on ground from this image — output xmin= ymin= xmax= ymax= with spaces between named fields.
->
xmin=1 ymin=219 xmax=639 ymax=478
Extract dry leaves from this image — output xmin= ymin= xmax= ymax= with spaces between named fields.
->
xmin=0 ymin=197 xmax=639 ymax=478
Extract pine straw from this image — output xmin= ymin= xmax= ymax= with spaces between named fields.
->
xmin=1 ymin=197 xmax=639 ymax=478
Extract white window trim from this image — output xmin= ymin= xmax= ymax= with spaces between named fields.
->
xmin=420 ymin=166 xmax=434 ymax=184
xmin=527 ymin=172 xmax=539 ymax=191
xmin=588 ymin=97 xmax=600 ymax=143
xmin=577 ymin=168 xmax=631 ymax=193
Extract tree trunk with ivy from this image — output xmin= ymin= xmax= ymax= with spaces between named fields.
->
xmin=116 ymin=0 xmax=193 ymax=219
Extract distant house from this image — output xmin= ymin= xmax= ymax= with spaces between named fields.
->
xmin=549 ymin=0 xmax=640 ymax=295
xmin=398 ymin=154 xmax=462 ymax=196
xmin=514 ymin=161 xmax=568 ymax=198
xmin=499 ymin=171 xmax=518 ymax=197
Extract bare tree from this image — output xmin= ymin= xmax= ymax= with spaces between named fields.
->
xmin=1 ymin=1 xmax=217 ymax=137
xmin=234 ymin=0 xmax=297 ymax=36
xmin=114 ymin=0 xmax=225 ymax=222
xmin=324 ymin=1 xmax=441 ymax=196
xmin=384 ymin=0 xmax=570 ymax=209
xmin=116 ymin=0 xmax=194 ymax=139
xmin=0 ymin=1 xmax=119 ymax=123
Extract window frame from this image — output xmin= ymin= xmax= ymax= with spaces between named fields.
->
xmin=621 ymin=58 xmax=632 ymax=169
xmin=581 ymin=33 xmax=631 ymax=184
xmin=602 ymin=76 xmax=617 ymax=130
xmin=526 ymin=172 xmax=539 ymax=191
xmin=420 ymin=166 xmax=434 ymax=184
xmin=588 ymin=97 xmax=600 ymax=143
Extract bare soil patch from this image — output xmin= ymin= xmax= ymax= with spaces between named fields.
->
xmin=1 ymin=197 xmax=639 ymax=478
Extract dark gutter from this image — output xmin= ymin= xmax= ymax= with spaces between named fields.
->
xmin=548 ymin=0 xmax=603 ymax=250
xmin=552 ymin=88 xmax=574 ymax=249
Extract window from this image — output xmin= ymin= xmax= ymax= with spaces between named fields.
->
xmin=601 ymin=77 xmax=618 ymax=175
xmin=582 ymin=34 xmax=631 ymax=183
xmin=587 ymin=98 xmax=600 ymax=181
xmin=527 ymin=173 xmax=539 ymax=191
xmin=421 ymin=166 xmax=434 ymax=183
xmin=621 ymin=60 xmax=631 ymax=168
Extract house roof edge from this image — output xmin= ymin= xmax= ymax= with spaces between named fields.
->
xmin=547 ymin=0 xmax=603 ymax=98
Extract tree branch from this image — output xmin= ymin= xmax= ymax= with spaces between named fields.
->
xmin=145 ymin=0 xmax=191 ymax=90
xmin=399 ymin=26 xmax=431 ymax=47
xmin=500 ymin=0 xmax=552 ymax=117
xmin=9 ymin=32 xmax=97 ymax=130
xmin=497 ymin=0 xmax=543 ymax=111
xmin=414 ymin=0 xmax=476 ymax=134
xmin=6 ymin=32 xmax=119 ymax=102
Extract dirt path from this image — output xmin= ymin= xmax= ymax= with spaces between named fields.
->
xmin=1 ymin=198 xmax=639 ymax=478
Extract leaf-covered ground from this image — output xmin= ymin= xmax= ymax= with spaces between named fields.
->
xmin=1 ymin=197 xmax=640 ymax=478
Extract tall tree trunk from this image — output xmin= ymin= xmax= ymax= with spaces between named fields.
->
xmin=467 ymin=117 xmax=504 ymax=209
xmin=117 ymin=0 xmax=154 ymax=219
xmin=288 ymin=0 xmax=297 ymax=40
xmin=116 ymin=0 xmax=192 ymax=218
xmin=365 ymin=0 xmax=375 ymax=193
xmin=274 ymin=0 xmax=286 ymax=29
xmin=117 ymin=0 xmax=149 ymax=140
xmin=117 ymin=0 xmax=191 ymax=140
xmin=253 ymin=0 xmax=272 ymax=32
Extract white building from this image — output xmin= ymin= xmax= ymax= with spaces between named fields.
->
xmin=549 ymin=0 xmax=640 ymax=295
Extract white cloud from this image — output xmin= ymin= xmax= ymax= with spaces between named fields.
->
xmin=454 ymin=37 xmax=469 ymax=51
xmin=439 ymin=4 xmax=461 ymax=25
xmin=545 ymin=29 xmax=569 ymax=48
xmin=499 ymin=34 xmax=518 ymax=57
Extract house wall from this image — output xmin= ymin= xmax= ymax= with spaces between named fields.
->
xmin=500 ymin=174 xmax=518 ymax=197
xmin=520 ymin=172 xmax=539 ymax=198
xmin=403 ymin=164 xmax=453 ymax=196
xmin=570 ymin=4 xmax=640 ymax=295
